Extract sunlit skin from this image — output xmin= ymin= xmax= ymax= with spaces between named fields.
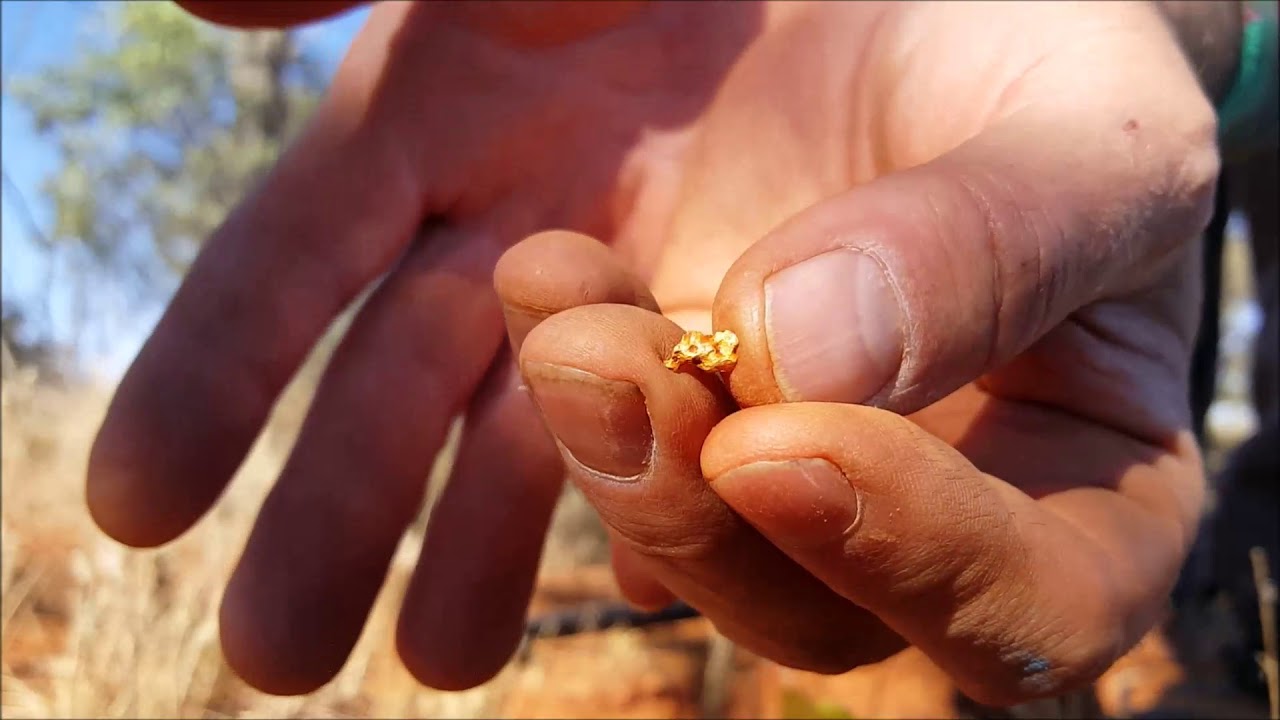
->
xmin=89 ymin=0 xmax=1220 ymax=706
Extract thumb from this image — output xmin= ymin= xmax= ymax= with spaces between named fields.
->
xmin=715 ymin=73 xmax=1220 ymax=414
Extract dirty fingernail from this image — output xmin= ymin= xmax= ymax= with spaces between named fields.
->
xmin=711 ymin=458 xmax=861 ymax=550
xmin=764 ymin=249 xmax=903 ymax=403
xmin=522 ymin=362 xmax=652 ymax=478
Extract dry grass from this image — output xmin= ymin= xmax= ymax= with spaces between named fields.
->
xmin=1250 ymin=547 xmax=1279 ymax=720
xmin=3 ymin=364 xmax=1277 ymax=719
xmin=0 ymin=362 xmax=543 ymax=718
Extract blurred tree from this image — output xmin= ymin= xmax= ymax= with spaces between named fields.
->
xmin=7 ymin=2 xmax=345 ymax=436
xmin=2 ymin=301 xmax=69 ymax=382
xmin=9 ymin=2 xmax=327 ymax=298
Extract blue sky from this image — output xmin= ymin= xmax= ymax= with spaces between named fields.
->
xmin=1 ymin=0 xmax=368 ymax=380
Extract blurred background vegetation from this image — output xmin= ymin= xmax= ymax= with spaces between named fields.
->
xmin=0 ymin=2 xmax=1274 ymax=719
xmin=2 ymin=1 xmax=339 ymax=388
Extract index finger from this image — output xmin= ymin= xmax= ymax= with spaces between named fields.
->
xmin=87 ymin=4 xmax=425 ymax=547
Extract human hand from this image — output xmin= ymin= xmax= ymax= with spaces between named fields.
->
xmin=87 ymin=0 xmax=1222 ymax=706
xmin=502 ymin=1 xmax=1224 ymax=706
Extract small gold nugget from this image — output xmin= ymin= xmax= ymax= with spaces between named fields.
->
xmin=664 ymin=330 xmax=739 ymax=373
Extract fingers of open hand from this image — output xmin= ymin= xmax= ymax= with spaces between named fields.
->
xmin=519 ymin=303 xmax=906 ymax=673
xmin=395 ymin=357 xmax=559 ymax=691
xmin=392 ymin=231 xmax=665 ymax=690
xmin=702 ymin=402 xmax=1191 ymax=705
xmin=219 ymin=226 xmax=506 ymax=696
xmin=87 ymin=8 xmax=529 ymax=695
xmin=86 ymin=5 xmax=424 ymax=549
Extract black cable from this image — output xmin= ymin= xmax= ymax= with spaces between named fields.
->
xmin=523 ymin=600 xmax=702 ymax=640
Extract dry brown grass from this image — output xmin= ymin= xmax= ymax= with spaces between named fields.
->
xmin=1250 ymin=548 xmax=1279 ymax=720
xmin=0 ymin=333 xmax=715 ymax=720
xmin=0 ymin=362 xmax=538 ymax=718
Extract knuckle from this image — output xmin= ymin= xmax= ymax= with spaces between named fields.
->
xmin=973 ymin=604 xmax=1128 ymax=707
xmin=1172 ymin=134 xmax=1222 ymax=232
xmin=786 ymin=635 xmax=882 ymax=675
xmin=603 ymin=508 xmax=726 ymax=562
xmin=1153 ymin=98 xmax=1222 ymax=238
xmin=729 ymin=615 xmax=893 ymax=676
xmin=946 ymin=545 xmax=1133 ymax=707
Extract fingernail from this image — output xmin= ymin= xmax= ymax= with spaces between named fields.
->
xmin=764 ymin=249 xmax=903 ymax=403
xmin=711 ymin=458 xmax=860 ymax=550
xmin=522 ymin=362 xmax=652 ymax=478
xmin=501 ymin=305 xmax=546 ymax=353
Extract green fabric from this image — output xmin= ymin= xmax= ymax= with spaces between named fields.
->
xmin=1217 ymin=1 xmax=1279 ymax=156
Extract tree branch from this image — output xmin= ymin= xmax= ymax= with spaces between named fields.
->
xmin=1 ymin=165 xmax=53 ymax=248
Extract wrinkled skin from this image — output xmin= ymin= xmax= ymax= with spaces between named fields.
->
xmin=89 ymin=1 xmax=1221 ymax=706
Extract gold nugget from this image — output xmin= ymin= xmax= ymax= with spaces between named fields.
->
xmin=664 ymin=330 xmax=739 ymax=373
